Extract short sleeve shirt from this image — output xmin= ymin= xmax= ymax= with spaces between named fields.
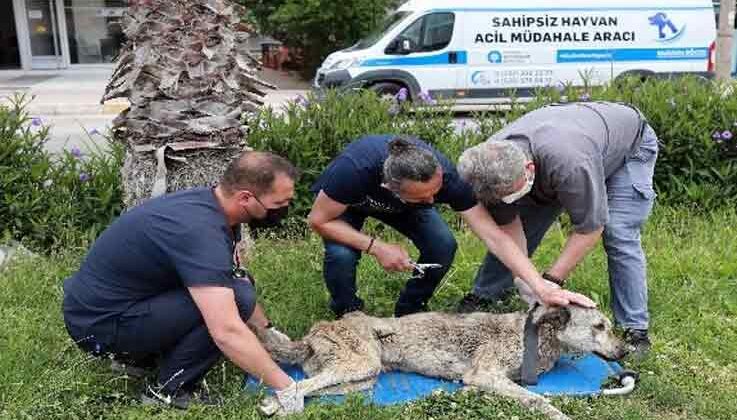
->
xmin=63 ymin=187 xmax=240 ymax=335
xmin=485 ymin=102 xmax=644 ymax=233
xmin=311 ymin=135 xmax=477 ymax=213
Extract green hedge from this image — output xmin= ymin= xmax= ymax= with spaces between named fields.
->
xmin=4 ymin=77 xmax=735 ymax=248
xmin=247 ymin=77 xmax=737 ymax=222
xmin=0 ymin=96 xmax=124 ymax=251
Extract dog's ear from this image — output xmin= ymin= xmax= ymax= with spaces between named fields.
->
xmin=531 ymin=305 xmax=571 ymax=329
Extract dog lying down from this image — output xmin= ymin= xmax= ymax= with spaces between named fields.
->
xmin=257 ymin=305 xmax=626 ymax=420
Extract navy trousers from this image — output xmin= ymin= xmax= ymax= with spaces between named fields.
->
xmin=65 ymin=279 xmax=256 ymax=395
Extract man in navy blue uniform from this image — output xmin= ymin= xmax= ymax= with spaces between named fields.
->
xmin=63 ymin=152 xmax=304 ymax=412
xmin=308 ymin=135 xmax=594 ymax=318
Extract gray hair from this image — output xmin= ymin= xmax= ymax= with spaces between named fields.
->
xmin=457 ymin=140 xmax=528 ymax=203
xmin=383 ymin=137 xmax=440 ymax=189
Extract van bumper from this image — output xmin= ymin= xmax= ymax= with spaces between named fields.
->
xmin=657 ymin=71 xmax=714 ymax=80
xmin=313 ymin=69 xmax=352 ymax=89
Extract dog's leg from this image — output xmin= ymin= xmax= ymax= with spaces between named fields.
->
xmin=298 ymin=364 xmax=381 ymax=397
xmin=260 ymin=370 xmax=378 ymax=417
xmin=255 ymin=327 xmax=310 ymax=365
xmin=262 ymin=369 xmax=381 ymax=415
xmin=463 ymin=370 xmax=570 ymax=420
xmin=309 ymin=376 xmax=378 ymax=396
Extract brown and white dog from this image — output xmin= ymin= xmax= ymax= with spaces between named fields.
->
xmin=257 ymin=305 xmax=626 ymax=419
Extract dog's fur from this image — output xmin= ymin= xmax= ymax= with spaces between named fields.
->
xmin=257 ymin=305 xmax=626 ymax=419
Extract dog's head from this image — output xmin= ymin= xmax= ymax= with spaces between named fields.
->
xmin=532 ymin=305 xmax=626 ymax=360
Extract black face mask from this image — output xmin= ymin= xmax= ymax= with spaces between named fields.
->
xmin=248 ymin=197 xmax=290 ymax=229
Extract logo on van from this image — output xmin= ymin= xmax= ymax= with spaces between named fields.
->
xmin=471 ymin=71 xmax=492 ymax=86
xmin=648 ymin=12 xmax=685 ymax=42
xmin=487 ymin=51 xmax=503 ymax=64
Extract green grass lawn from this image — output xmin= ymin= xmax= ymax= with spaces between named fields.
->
xmin=1 ymin=206 xmax=736 ymax=420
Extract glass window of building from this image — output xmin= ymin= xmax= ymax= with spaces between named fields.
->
xmin=0 ymin=1 xmax=22 ymax=69
xmin=64 ymin=0 xmax=128 ymax=64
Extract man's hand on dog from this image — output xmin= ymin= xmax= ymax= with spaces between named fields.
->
xmin=537 ymin=283 xmax=597 ymax=308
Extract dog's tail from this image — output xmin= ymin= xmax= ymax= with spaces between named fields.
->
xmin=255 ymin=327 xmax=311 ymax=365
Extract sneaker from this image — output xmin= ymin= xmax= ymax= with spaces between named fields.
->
xmin=141 ymin=383 xmax=220 ymax=410
xmin=624 ymin=328 xmax=651 ymax=359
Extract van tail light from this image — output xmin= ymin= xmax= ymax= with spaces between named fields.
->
xmin=708 ymin=40 xmax=716 ymax=72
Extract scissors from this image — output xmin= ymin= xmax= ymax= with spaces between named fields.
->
xmin=409 ymin=261 xmax=443 ymax=276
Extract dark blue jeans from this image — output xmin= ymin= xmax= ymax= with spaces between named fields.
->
xmin=323 ymin=207 xmax=457 ymax=317
xmin=64 ymin=279 xmax=256 ymax=395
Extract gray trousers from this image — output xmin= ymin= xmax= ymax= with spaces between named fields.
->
xmin=473 ymin=125 xmax=658 ymax=330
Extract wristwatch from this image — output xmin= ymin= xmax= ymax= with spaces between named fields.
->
xmin=233 ymin=267 xmax=255 ymax=286
xmin=542 ymin=272 xmax=566 ymax=286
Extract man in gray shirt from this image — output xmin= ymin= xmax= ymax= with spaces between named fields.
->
xmin=456 ymin=101 xmax=658 ymax=358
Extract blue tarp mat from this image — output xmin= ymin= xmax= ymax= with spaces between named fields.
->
xmin=244 ymin=353 xmax=623 ymax=406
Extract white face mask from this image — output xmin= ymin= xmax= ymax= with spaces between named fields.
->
xmin=501 ymin=170 xmax=534 ymax=204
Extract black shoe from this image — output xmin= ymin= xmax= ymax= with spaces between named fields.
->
xmin=456 ymin=293 xmax=500 ymax=313
xmin=110 ymin=353 xmax=157 ymax=379
xmin=330 ymin=299 xmax=365 ymax=319
xmin=111 ymin=360 xmax=150 ymax=379
xmin=624 ymin=329 xmax=651 ymax=360
xmin=394 ymin=301 xmax=428 ymax=317
xmin=456 ymin=290 xmax=524 ymax=314
xmin=141 ymin=382 xmax=220 ymax=410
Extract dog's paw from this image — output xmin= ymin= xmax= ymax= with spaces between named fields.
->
xmin=258 ymin=395 xmax=280 ymax=417
xmin=268 ymin=327 xmax=292 ymax=343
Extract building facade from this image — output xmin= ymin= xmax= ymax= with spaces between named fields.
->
xmin=1 ymin=0 xmax=129 ymax=70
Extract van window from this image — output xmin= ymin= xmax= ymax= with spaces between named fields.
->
xmin=350 ymin=11 xmax=410 ymax=51
xmin=422 ymin=13 xmax=455 ymax=51
xmin=387 ymin=13 xmax=455 ymax=54
xmin=398 ymin=16 xmax=424 ymax=49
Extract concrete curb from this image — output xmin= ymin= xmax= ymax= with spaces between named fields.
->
xmin=0 ymin=243 xmax=36 ymax=271
xmin=22 ymin=103 xmax=128 ymax=116
xmin=0 ymin=247 xmax=8 ymax=269
xmin=1 ymin=89 xmax=309 ymax=116
xmin=0 ymin=95 xmax=129 ymax=116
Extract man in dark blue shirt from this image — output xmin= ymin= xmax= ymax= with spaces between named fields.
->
xmin=309 ymin=135 xmax=595 ymax=317
xmin=63 ymin=152 xmax=305 ymax=412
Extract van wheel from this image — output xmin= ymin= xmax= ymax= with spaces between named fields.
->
xmin=614 ymin=71 xmax=653 ymax=88
xmin=369 ymin=82 xmax=406 ymax=102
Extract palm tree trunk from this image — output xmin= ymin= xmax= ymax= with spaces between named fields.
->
xmin=103 ymin=0 xmax=273 ymax=208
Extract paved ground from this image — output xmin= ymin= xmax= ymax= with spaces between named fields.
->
xmin=37 ymin=115 xmax=117 ymax=154
xmin=0 ymin=67 xmax=310 ymax=153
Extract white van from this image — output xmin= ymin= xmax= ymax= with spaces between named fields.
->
xmin=313 ymin=0 xmax=717 ymax=103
